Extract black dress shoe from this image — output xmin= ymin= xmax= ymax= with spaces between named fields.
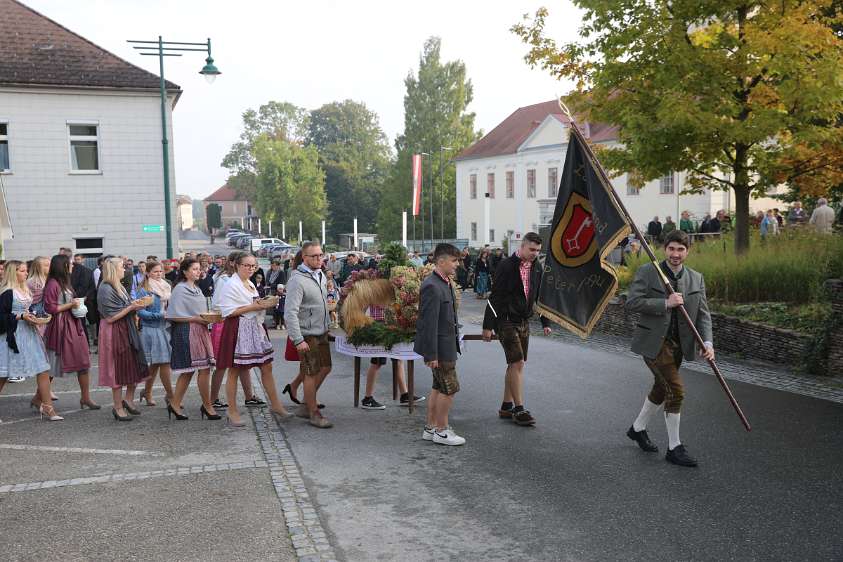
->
xmin=666 ymin=444 xmax=698 ymax=467
xmin=627 ymin=426 xmax=659 ymax=452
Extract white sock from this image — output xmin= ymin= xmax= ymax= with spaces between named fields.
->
xmin=665 ymin=413 xmax=681 ymax=450
xmin=632 ymin=399 xmax=661 ymax=432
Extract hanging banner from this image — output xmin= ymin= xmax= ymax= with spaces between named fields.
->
xmin=411 ymin=154 xmax=422 ymax=216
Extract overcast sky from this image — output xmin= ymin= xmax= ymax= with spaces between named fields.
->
xmin=24 ymin=0 xmax=581 ymax=199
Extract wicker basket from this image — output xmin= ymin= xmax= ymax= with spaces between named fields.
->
xmin=30 ymin=315 xmax=52 ymax=325
xmin=200 ymin=312 xmax=223 ymax=323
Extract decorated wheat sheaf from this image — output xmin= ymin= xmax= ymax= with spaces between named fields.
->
xmin=339 ymin=263 xmax=460 ymax=347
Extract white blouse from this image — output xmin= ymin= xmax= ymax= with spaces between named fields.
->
xmin=218 ymin=275 xmax=259 ymax=319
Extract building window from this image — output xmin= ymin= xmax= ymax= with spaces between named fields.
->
xmin=660 ymin=172 xmax=675 ymax=194
xmin=470 ymin=222 xmax=477 ymax=241
xmin=505 ymin=171 xmax=514 ymax=199
xmin=527 ymin=169 xmax=536 ymax=198
xmin=486 ymin=173 xmax=495 ymax=199
xmin=627 ymin=184 xmax=640 ymax=196
xmin=68 ymin=124 xmax=100 ymax=171
xmin=548 ymin=167 xmax=558 ymax=198
xmin=489 ymin=229 xmax=495 ymax=242
xmin=469 ymin=174 xmax=477 ymax=199
xmin=0 ymin=123 xmax=9 ymax=171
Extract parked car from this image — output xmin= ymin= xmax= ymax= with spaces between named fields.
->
xmin=250 ymin=237 xmax=286 ymax=253
xmin=258 ymin=242 xmax=293 ymax=257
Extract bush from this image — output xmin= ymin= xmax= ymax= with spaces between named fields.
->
xmin=619 ymin=231 xmax=843 ymax=304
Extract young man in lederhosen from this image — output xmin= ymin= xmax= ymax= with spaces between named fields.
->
xmin=625 ymin=230 xmax=715 ymax=467
xmin=482 ymin=232 xmax=552 ymax=427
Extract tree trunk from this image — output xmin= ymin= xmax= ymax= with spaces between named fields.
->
xmin=733 ymin=185 xmax=751 ymax=254
xmin=733 ymin=144 xmax=751 ymax=254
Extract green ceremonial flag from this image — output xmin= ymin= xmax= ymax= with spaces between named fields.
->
xmin=537 ymin=124 xmax=631 ymax=337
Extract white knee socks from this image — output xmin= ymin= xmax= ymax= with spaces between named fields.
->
xmin=632 ymin=399 xmax=661 ymax=432
xmin=665 ymin=412 xmax=681 ymax=450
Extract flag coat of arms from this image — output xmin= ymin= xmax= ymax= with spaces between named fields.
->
xmin=537 ymin=124 xmax=630 ymax=337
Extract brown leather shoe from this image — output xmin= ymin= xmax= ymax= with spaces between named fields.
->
xmin=512 ymin=409 xmax=536 ymax=426
xmin=499 ymin=408 xmax=513 ymax=419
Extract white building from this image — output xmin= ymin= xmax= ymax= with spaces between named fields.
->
xmin=177 ymin=195 xmax=194 ymax=231
xmin=0 ymin=0 xmax=180 ymax=259
xmin=456 ymin=100 xmax=784 ymax=247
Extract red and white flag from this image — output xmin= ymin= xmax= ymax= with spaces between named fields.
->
xmin=411 ymin=154 xmax=422 ymax=216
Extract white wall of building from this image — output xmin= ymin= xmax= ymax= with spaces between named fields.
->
xmin=0 ymin=87 xmax=177 ymax=259
xmin=456 ymin=121 xmax=777 ymax=248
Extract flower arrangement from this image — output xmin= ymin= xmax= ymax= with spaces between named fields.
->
xmin=340 ymin=248 xmax=461 ymax=349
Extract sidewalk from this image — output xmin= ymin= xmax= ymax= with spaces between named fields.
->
xmin=0 ymin=363 xmax=334 ymax=561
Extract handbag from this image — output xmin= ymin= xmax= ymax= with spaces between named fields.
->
xmin=284 ymin=336 xmax=300 ymax=361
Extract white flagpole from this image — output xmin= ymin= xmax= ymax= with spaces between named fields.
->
xmin=402 ymin=211 xmax=408 ymax=248
xmin=353 ymin=218 xmax=358 ymax=250
xmin=298 ymin=221 xmax=303 ymax=244
xmin=322 ymin=220 xmax=326 ymax=246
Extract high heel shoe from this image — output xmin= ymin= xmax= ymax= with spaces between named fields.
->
xmin=139 ymin=395 xmax=157 ymax=407
xmin=112 ymin=408 xmax=133 ymax=422
xmin=80 ymin=399 xmax=102 ymax=410
xmin=39 ymin=404 xmax=64 ymax=421
xmin=282 ymin=384 xmax=301 ymax=405
xmin=122 ymin=400 xmax=141 ymax=416
xmin=200 ymin=405 xmax=221 ymax=420
xmin=167 ymin=403 xmax=189 ymax=421
xmin=226 ymin=416 xmax=246 ymax=427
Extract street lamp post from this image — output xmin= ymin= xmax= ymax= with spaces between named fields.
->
xmin=128 ymin=37 xmax=221 ymax=259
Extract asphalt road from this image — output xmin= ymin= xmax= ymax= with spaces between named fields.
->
xmin=275 ymin=296 xmax=843 ymax=561
xmin=3 ymin=241 xmax=841 ymax=561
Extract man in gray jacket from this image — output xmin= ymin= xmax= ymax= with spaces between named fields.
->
xmin=625 ymin=230 xmax=714 ymax=467
xmin=284 ymin=241 xmax=333 ymax=428
xmin=414 ymin=243 xmax=464 ymax=446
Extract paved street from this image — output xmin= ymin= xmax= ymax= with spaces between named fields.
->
xmin=1 ymin=239 xmax=841 ymax=561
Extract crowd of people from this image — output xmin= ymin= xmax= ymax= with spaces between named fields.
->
xmin=0 ymin=242 xmax=436 ymax=429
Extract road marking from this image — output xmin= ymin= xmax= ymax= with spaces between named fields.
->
xmin=0 ymin=444 xmax=165 ymax=457
xmin=0 ymin=460 xmax=268 ymax=494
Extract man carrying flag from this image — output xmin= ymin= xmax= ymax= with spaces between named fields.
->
xmin=625 ymin=229 xmax=714 ymax=468
xmin=482 ymin=232 xmax=552 ymax=426
xmin=540 ymin=105 xmax=747 ymax=466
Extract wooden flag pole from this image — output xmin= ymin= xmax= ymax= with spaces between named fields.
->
xmin=559 ymin=101 xmax=751 ymax=432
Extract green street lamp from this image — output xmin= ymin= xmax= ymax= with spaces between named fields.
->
xmin=127 ymin=37 xmax=221 ymax=259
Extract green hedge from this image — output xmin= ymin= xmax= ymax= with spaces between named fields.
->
xmin=619 ymin=231 xmax=843 ymax=304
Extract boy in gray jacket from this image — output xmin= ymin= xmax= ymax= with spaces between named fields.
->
xmin=284 ymin=241 xmax=333 ymax=428
xmin=414 ymin=243 xmax=464 ymax=446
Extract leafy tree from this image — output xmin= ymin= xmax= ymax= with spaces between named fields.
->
xmin=513 ymin=2 xmax=843 ymax=252
xmin=378 ymin=37 xmax=481 ymax=242
xmin=221 ymin=101 xmax=310 ymax=203
xmin=253 ymin=135 xmax=326 ymax=242
xmin=206 ymin=203 xmax=222 ymax=232
xmin=308 ymin=100 xmax=391 ymax=235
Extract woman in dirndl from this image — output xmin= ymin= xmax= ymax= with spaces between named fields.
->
xmin=132 ymin=260 xmax=174 ymax=407
xmin=97 ymin=257 xmax=149 ymax=421
xmin=217 ymin=252 xmax=290 ymax=426
xmin=165 ymin=258 xmax=217 ymax=421
xmin=0 ymin=260 xmax=62 ymax=421
xmin=43 ymin=254 xmax=98 ymax=410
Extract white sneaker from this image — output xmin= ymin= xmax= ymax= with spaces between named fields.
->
xmin=433 ymin=428 xmax=466 ymax=446
xmin=422 ymin=426 xmax=435 ymax=441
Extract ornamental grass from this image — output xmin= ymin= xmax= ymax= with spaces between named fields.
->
xmin=619 ymin=230 xmax=843 ymax=304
